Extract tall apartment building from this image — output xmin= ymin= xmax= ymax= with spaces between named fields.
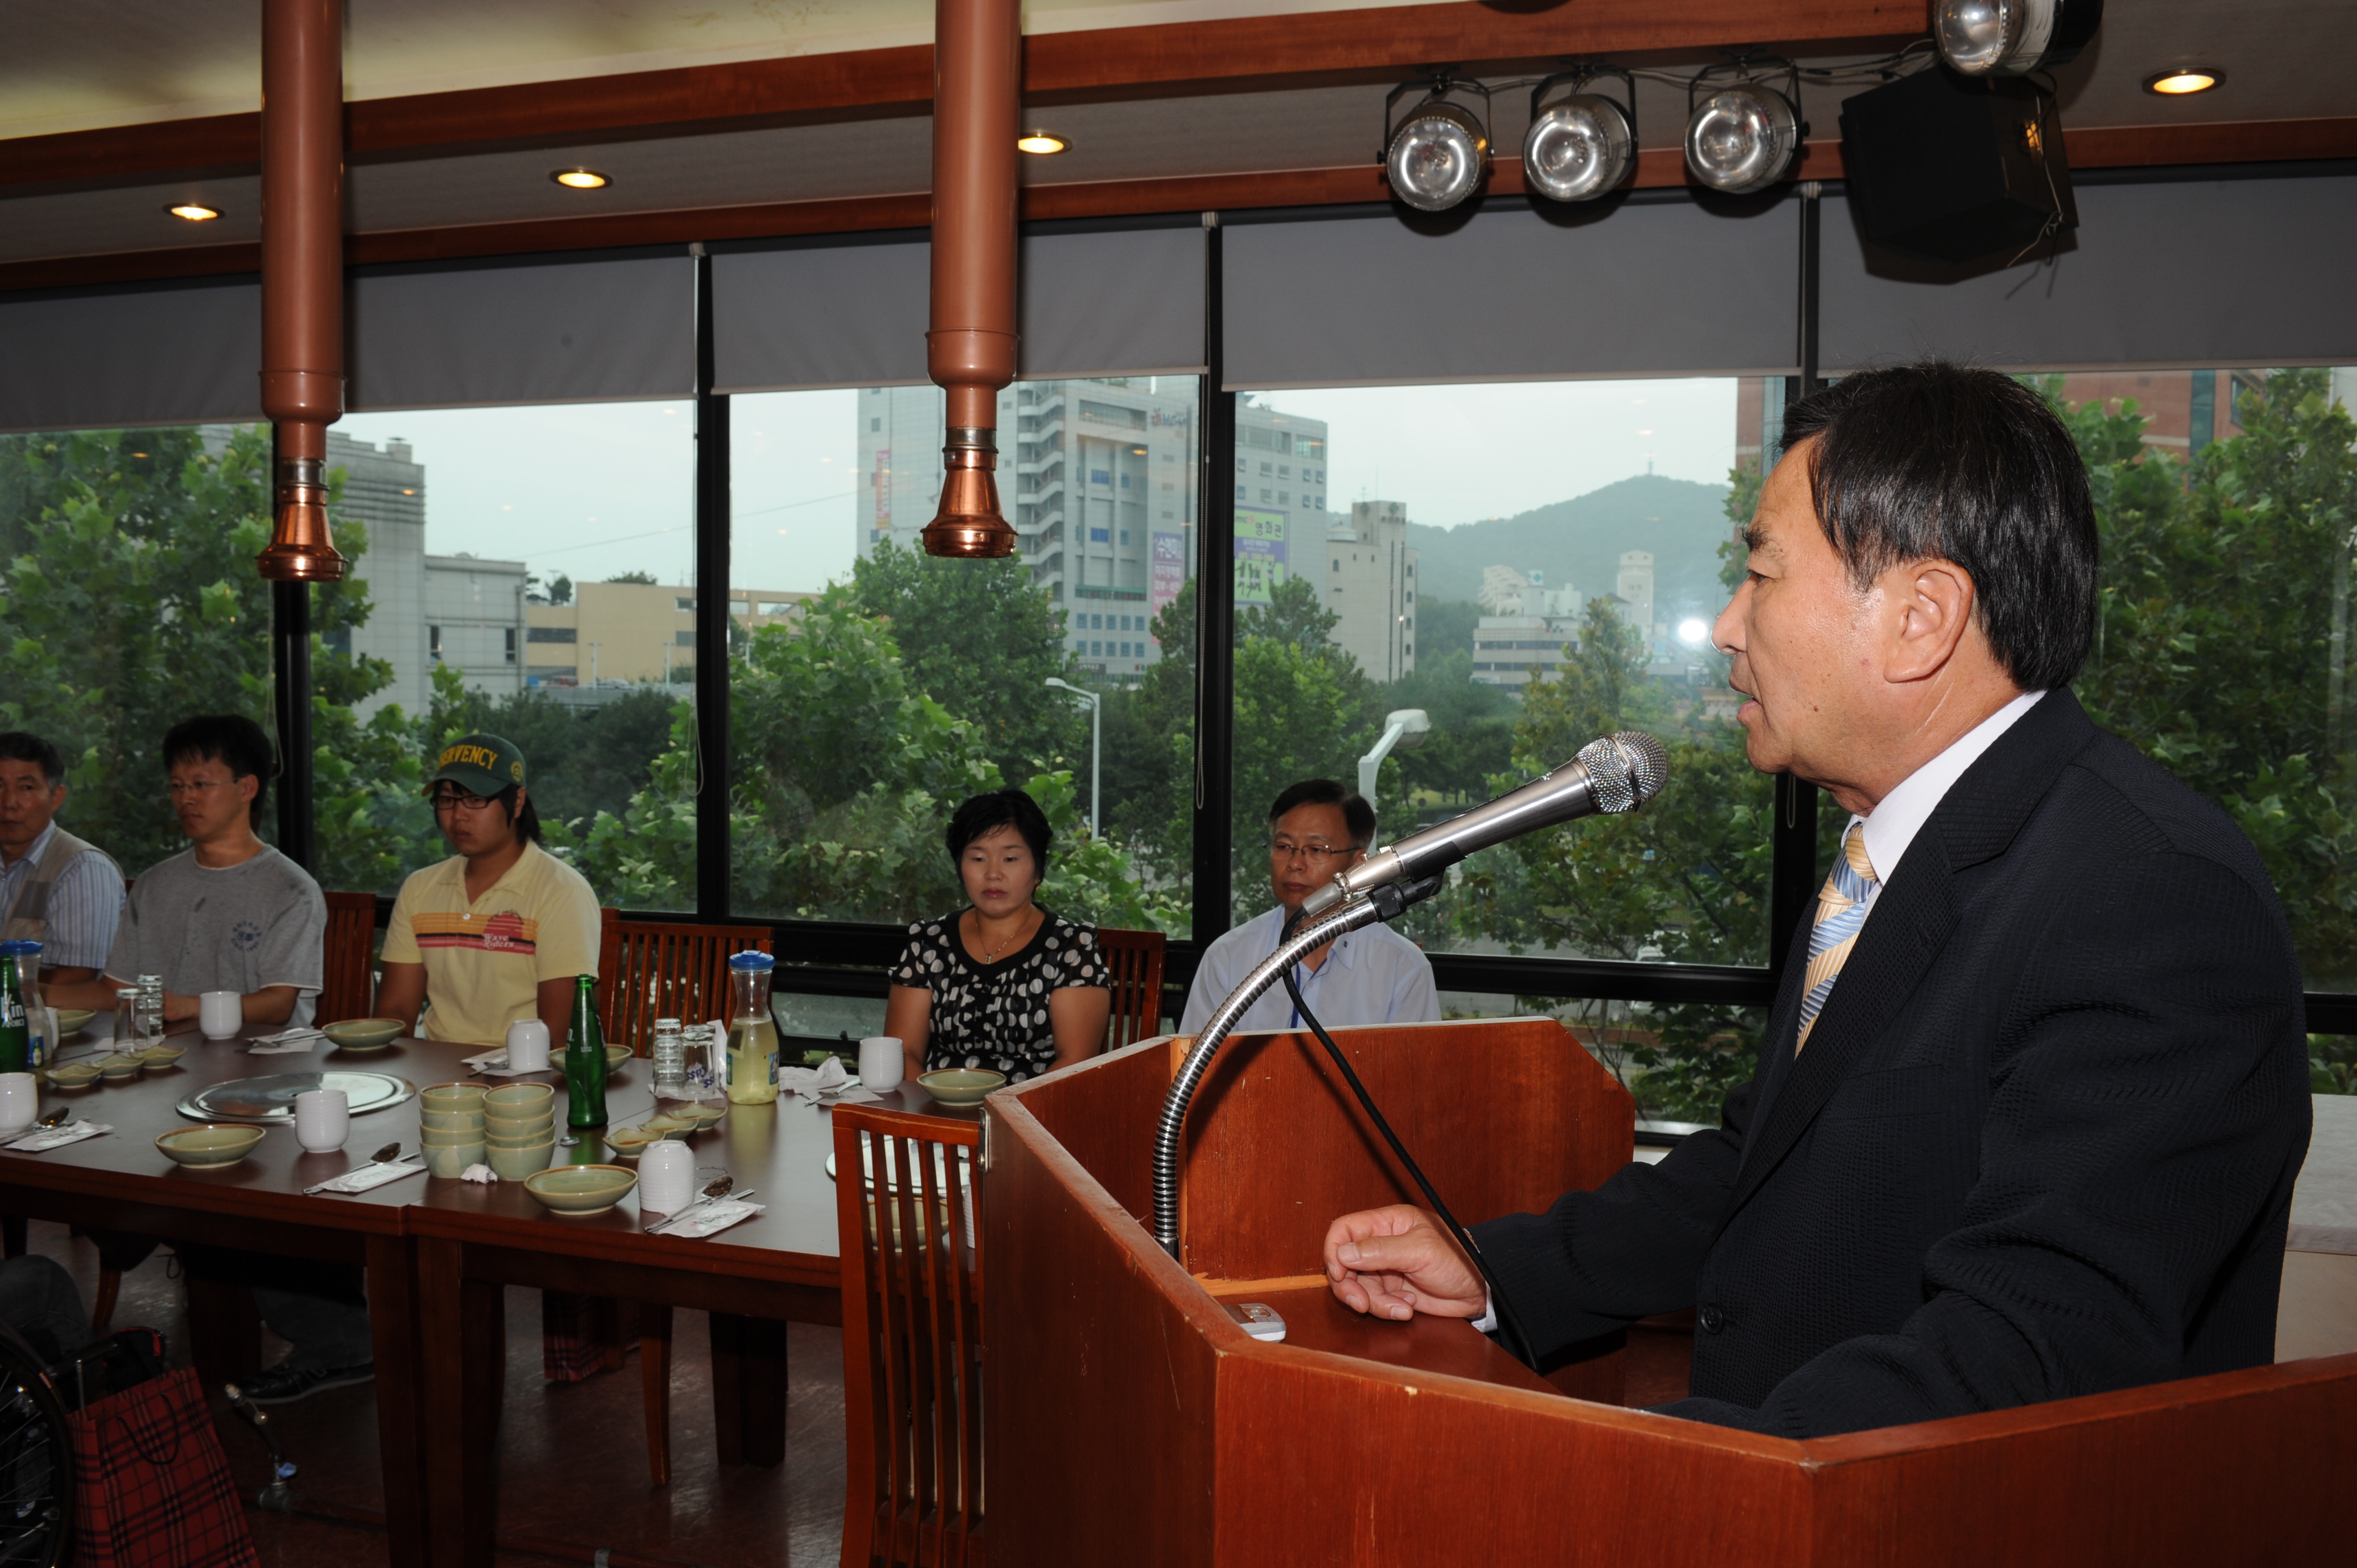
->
xmin=1615 ymin=550 xmax=1659 ymax=654
xmin=424 ymin=554 xmax=528 ymax=699
xmin=1471 ymin=612 xmax=1582 ymax=688
xmin=1324 ymin=500 xmax=1417 ymax=683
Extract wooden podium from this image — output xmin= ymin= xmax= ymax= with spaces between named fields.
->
xmin=985 ymin=1018 xmax=2357 ymax=1566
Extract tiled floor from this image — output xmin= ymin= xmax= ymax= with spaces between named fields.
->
xmin=28 ymin=1220 xmax=845 ymax=1567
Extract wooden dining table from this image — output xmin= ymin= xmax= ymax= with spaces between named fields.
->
xmin=0 ymin=1021 xmax=976 ymax=1568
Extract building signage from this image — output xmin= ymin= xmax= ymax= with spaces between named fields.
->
xmin=1150 ymin=532 xmax=1185 ymax=620
xmin=1235 ymin=507 xmax=1288 ymax=606
xmin=874 ymin=450 xmax=891 ymax=526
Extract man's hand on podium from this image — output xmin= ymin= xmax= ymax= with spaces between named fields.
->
xmin=1322 ymin=1205 xmax=1488 ymax=1322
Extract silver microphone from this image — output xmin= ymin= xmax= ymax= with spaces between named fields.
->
xmin=1299 ymin=731 xmax=1669 ymax=919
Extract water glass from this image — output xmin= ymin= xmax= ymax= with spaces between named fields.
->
xmin=638 ymin=1141 xmax=696 ymax=1215
xmin=294 ymin=1087 xmax=349 ymax=1153
xmin=112 ymin=988 xmax=140 ymax=1051
xmin=651 ymin=1018 xmax=686 ymax=1100
xmin=858 ymin=1035 xmax=905 ymax=1094
xmin=682 ymin=1022 xmax=724 ymax=1102
xmin=199 ymin=991 xmax=242 ymax=1040
xmin=135 ymin=974 xmax=164 ymax=1045
xmin=0 ymin=1072 xmax=37 ymax=1133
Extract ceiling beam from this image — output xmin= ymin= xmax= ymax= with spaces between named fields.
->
xmin=0 ymin=1 xmax=1914 ymax=192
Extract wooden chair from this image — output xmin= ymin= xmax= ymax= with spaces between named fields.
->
xmin=1094 ymin=926 xmax=1169 ymax=1053
xmin=580 ymin=909 xmax=774 ymax=1484
xmin=595 ymin=909 xmax=775 ymax=1056
xmin=835 ymin=1103 xmax=985 ymax=1568
xmin=315 ymin=891 xmax=379 ymax=1025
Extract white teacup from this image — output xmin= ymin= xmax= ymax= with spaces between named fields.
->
xmin=199 ymin=990 xmax=243 ymax=1039
xmin=294 ymin=1087 xmax=349 ymax=1153
xmin=505 ymin=1018 xmax=552 ymax=1072
xmin=858 ymin=1035 xmax=905 ymax=1094
xmin=638 ymin=1141 xmax=697 ymax=1215
xmin=0 ymin=1072 xmax=37 ymax=1133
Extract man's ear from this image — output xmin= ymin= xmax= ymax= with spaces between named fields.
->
xmin=236 ymin=772 xmax=260 ymax=805
xmin=1882 ymin=558 xmax=1978 ymax=684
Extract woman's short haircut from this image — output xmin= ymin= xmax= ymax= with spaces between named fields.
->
xmin=163 ymin=714 xmax=276 ymax=831
xmin=1267 ymin=777 xmax=1377 ymax=852
xmin=1782 ymin=362 xmax=2098 ymax=692
xmin=947 ymin=789 xmax=1053 ymax=876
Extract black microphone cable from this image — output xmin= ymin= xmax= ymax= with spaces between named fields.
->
xmin=1278 ymin=910 xmax=1542 ymax=1371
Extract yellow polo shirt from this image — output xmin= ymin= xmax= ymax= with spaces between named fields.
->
xmin=381 ymin=840 xmax=601 ymax=1045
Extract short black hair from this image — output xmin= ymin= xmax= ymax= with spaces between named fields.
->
xmin=947 ymin=789 xmax=1052 ymax=878
xmin=1780 ymin=362 xmax=2098 ymax=691
xmin=1267 ymin=778 xmax=1376 ymax=851
xmin=0 ymin=733 xmax=64 ymax=789
xmin=163 ymin=714 xmax=275 ymax=831
xmin=500 ymin=785 xmax=546 ymax=846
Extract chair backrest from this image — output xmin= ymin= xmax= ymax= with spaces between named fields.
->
xmin=316 ymin=891 xmax=379 ymax=1025
xmin=594 ymin=910 xmax=775 ymax=1055
xmin=834 ymin=1103 xmax=984 ymax=1568
xmin=1095 ymin=926 xmax=1169 ymax=1053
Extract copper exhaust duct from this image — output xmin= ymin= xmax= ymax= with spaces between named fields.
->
xmin=255 ymin=0 xmax=348 ymax=582
xmin=920 ymin=0 xmax=1022 ymax=560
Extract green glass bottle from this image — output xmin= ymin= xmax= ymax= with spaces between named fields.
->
xmin=0 ymin=943 xmax=29 ymax=1076
xmin=564 ymin=974 xmax=609 ymax=1129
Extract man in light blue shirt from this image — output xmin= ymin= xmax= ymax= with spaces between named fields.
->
xmin=1180 ymin=778 xmax=1438 ymax=1035
xmin=0 ymin=731 xmax=124 ymax=989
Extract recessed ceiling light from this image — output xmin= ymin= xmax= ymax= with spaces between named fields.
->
xmin=167 ymin=203 xmax=220 ymax=221
xmin=1017 ymin=131 xmax=1068 ymax=155
xmin=550 ymin=168 xmax=611 ymax=189
xmin=2144 ymin=67 xmax=2224 ymax=95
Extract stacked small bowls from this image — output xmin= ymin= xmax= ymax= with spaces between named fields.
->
xmin=420 ymin=1082 xmax=487 ymax=1178
xmin=482 ymin=1082 xmax=557 ymax=1180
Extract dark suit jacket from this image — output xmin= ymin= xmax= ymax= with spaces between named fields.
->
xmin=1469 ymin=689 xmax=2313 ymax=1437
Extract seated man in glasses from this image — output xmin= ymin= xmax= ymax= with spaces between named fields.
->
xmin=1180 ymin=778 xmax=1438 ymax=1035
xmin=373 ymin=734 xmax=600 ymax=1048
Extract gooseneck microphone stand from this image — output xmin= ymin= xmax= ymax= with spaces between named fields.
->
xmin=1149 ymin=876 xmax=1542 ymax=1370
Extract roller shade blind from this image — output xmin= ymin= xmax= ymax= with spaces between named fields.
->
xmin=1221 ymin=197 xmax=1802 ymax=390
xmin=0 ymin=277 xmax=263 ymax=434
xmin=711 ymin=224 xmax=1207 ymax=393
xmin=1821 ymin=173 xmax=2357 ymax=372
xmin=347 ymin=254 xmax=694 ymax=410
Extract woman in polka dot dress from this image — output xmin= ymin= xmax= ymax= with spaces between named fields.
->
xmin=884 ymin=788 xmax=1110 ymax=1085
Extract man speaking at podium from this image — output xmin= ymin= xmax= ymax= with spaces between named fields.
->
xmin=1321 ymin=364 xmax=2312 ymax=1438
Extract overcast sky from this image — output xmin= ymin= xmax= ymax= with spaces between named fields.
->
xmin=336 ymin=376 xmax=1741 ymax=596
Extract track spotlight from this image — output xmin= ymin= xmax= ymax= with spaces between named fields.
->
xmin=1522 ymin=68 xmax=1637 ymax=203
xmin=550 ymin=168 xmax=611 ymax=189
xmin=167 ymin=203 xmax=221 ymax=221
xmin=2144 ymin=66 xmax=2221 ymax=95
xmin=1685 ymin=63 xmax=1804 ymax=195
xmin=1933 ymin=0 xmax=2104 ymax=78
xmin=1383 ymin=79 xmax=1493 ymax=213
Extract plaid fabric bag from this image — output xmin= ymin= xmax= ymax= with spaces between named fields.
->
xmin=68 ymin=1365 xmax=259 ymax=1568
xmin=541 ymin=1290 xmax=637 ymax=1383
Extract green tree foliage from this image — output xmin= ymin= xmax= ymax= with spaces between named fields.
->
xmin=603 ymin=569 xmax=657 ymax=585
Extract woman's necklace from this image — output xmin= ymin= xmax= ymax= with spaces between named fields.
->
xmin=969 ymin=905 xmax=1039 ymax=963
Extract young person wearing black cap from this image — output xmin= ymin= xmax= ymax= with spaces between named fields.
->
xmin=372 ymin=733 xmax=601 ymax=1046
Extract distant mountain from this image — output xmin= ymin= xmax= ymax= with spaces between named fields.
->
xmin=1408 ymin=474 xmax=1737 ymax=627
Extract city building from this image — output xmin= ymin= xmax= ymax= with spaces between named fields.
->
xmin=1616 ymin=549 xmax=1660 ymax=655
xmin=1471 ymin=610 xmax=1582 ymax=688
xmin=1480 ymin=566 xmax=1578 ymax=618
xmin=424 ymin=553 xmax=528 ymax=699
xmin=1324 ymin=499 xmax=1417 ymax=683
xmin=525 ymin=582 xmax=811 ymax=687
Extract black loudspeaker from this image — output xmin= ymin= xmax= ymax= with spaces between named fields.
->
xmin=1839 ymin=66 xmax=2077 ymax=264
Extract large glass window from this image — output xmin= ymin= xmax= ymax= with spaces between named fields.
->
xmin=728 ymin=378 xmax=1197 ymax=937
xmin=324 ymin=401 xmax=697 ymax=906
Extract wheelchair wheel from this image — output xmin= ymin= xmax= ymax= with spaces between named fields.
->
xmin=0 ymin=1322 xmax=70 ymax=1568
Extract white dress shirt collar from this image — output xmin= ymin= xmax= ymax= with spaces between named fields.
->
xmin=1853 ymin=689 xmax=2046 ymax=889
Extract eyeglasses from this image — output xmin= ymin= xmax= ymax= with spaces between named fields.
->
xmin=1269 ymin=838 xmax=1349 ymax=864
xmin=431 ymin=788 xmax=499 ymax=814
xmin=167 ymin=778 xmax=234 ymax=797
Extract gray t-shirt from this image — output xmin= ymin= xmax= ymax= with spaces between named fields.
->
xmin=105 ymin=846 xmax=327 ymax=1027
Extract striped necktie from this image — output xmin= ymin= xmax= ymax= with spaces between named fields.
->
xmin=1795 ymin=822 xmax=1880 ymax=1054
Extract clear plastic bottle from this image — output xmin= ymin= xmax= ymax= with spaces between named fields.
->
xmin=651 ymin=1017 xmax=686 ymax=1100
xmin=724 ymin=952 xmax=779 ymax=1106
xmin=135 ymin=973 xmax=164 ymax=1045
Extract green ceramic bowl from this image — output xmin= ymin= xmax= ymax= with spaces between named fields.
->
xmin=601 ymin=1123 xmax=665 ymax=1155
xmin=43 ymin=1060 xmax=103 ymax=1089
xmin=423 ymin=1141 xmax=485 ymax=1178
xmin=421 ymin=1123 xmax=487 ymax=1146
xmin=523 ymin=1164 xmax=637 ymax=1216
xmin=484 ymin=1109 xmax=555 ymax=1137
xmin=670 ymin=1100 xmax=727 ymax=1129
xmin=323 ymin=1018 xmax=404 ymax=1051
xmin=917 ymin=1069 xmax=1005 ymax=1106
xmin=421 ymin=1082 xmax=486 ymax=1114
xmin=138 ymin=1043 xmax=187 ymax=1069
xmin=52 ymin=1009 xmax=95 ymax=1035
xmin=605 ymin=1044 xmax=632 ymax=1071
xmin=487 ymin=1140 xmax=555 ymax=1180
xmin=483 ymin=1082 xmax=554 ymax=1113
xmin=97 ymin=1054 xmax=142 ymax=1081
xmin=485 ymin=1123 xmax=555 ymax=1149
xmin=421 ymin=1107 xmax=485 ymax=1133
xmin=156 ymin=1125 xmax=265 ymax=1168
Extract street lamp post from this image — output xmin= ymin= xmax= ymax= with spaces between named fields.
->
xmin=1357 ymin=708 xmax=1431 ymax=849
xmin=1044 ymin=677 xmax=1101 ymax=839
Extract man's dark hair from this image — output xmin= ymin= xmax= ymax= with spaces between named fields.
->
xmin=1268 ymin=778 xmax=1377 ymax=852
xmin=1781 ymin=362 xmax=2098 ymax=691
xmin=947 ymin=788 xmax=1053 ymax=878
xmin=0 ymin=733 xmax=65 ymax=789
xmin=500 ymin=786 xmax=546 ymax=847
xmin=163 ymin=714 xmax=275 ymax=831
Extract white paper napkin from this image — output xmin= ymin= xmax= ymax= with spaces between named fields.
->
xmin=309 ymin=1159 xmax=427 ymax=1195
xmin=2 ymin=1121 xmax=112 ymax=1153
xmin=248 ymin=1034 xmax=320 ymax=1055
xmin=653 ymin=1198 xmax=764 ymax=1239
xmin=781 ymin=1055 xmax=879 ymax=1106
xmin=457 ymin=1050 xmax=547 ymax=1079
